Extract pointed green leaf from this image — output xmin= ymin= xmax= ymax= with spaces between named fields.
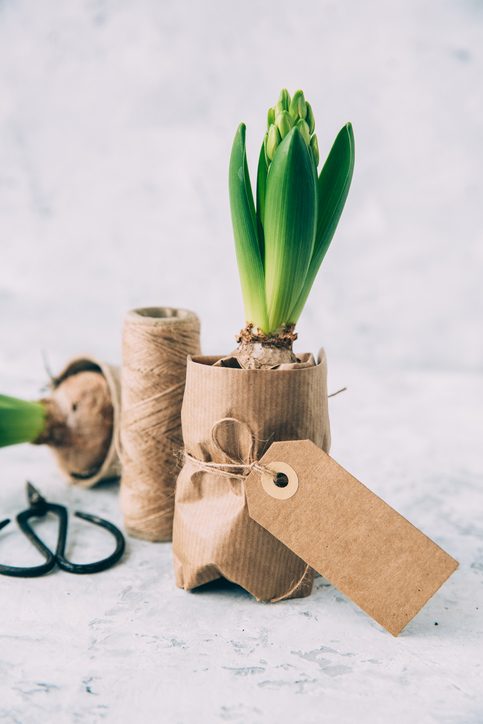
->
xmin=229 ymin=123 xmax=268 ymax=331
xmin=289 ymin=122 xmax=355 ymax=322
xmin=264 ymin=127 xmax=318 ymax=331
xmin=256 ymin=141 xmax=268 ymax=258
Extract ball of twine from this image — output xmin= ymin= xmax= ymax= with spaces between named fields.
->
xmin=120 ymin=307 xmax=201 ymax=541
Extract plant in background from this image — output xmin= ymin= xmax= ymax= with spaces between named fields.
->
xmin=0 ymin=364 xmax=115 ymax=482
xmin=229 ymin=88 xmax=355 ymax=368
xmin=0 ymin=395 xmax=46 ymax=448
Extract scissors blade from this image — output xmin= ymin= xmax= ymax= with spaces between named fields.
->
xmin=26 ymin=482 xmax=47 ymax=509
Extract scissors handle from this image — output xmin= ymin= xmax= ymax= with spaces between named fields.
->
xmin=0 ymin=483 xmax=125 ymax=577
xmin=55 ymin=511 xmax=125 ymax=574
xmin=0 ymin=506 xmax=64 ymax=578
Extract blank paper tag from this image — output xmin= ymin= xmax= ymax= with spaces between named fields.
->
xmin=245 ymin=440 xmax=458 ymax=636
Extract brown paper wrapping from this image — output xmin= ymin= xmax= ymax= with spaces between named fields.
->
xmin=172 ymin=350 xmax=331 ymax=602
xmin=52 ymin=356 xmax=122 ymax=488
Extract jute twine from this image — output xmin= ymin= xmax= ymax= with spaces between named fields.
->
xmin=120 ymin=307 xmax=201 ymax=541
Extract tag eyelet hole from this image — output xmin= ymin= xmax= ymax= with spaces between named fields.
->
xmin=274 ymin=472 xmax=289 ymax=488
xmin=261 ymin=462 xmax=298 ymax=500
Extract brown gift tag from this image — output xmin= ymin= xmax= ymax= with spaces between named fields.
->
xmin=245 ymin=440 xmax=458 ymax=636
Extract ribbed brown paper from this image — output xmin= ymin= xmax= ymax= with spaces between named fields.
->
xmin=172 ymin=350 xmax=331 ymax=602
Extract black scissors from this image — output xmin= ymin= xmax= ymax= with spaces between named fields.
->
xmin=0 ymin=482 xmax=125 ymax=577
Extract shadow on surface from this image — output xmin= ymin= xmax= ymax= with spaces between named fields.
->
xmin=191 ymin=576 xmax=254 ymax=600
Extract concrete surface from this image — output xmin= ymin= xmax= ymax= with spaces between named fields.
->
xmin=0 ymin=1 xmax=482 ymax=722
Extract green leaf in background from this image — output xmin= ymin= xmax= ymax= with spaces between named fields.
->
xmin=289 ymin=122 xmax=355 ymax=322
xmin=0 ymin=394 xmax=46 ymax=447
xmin=229 ymin=123 xmax=268 ymax=332
xmin=263 ymin=127 xmax=318 ymax=331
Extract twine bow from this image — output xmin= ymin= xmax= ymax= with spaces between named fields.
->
xmin=183 ymin=417 xmax=280 ymax=483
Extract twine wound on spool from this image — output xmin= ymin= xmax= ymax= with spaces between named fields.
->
xmin=120 ymin=307 xmax=201 ymax=541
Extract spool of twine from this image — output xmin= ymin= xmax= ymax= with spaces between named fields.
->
xmin=120 ymin=307 xmax=201 ymax=541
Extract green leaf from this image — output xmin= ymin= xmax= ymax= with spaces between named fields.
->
xmin=264 ymin=127 xmax=318 ymax=331
xmin=0 ymin=394 xmax=46 ymax=447
xmin=229 ymin=123 xmax=268 ymax=331
xmin=256 ymin=141 xmax=268 ymax=256
xmin=289 ymin=122 xmax=355 ymax=322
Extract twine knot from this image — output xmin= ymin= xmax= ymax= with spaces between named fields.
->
xmin=183 ymin=417 xmax=278 ymax=483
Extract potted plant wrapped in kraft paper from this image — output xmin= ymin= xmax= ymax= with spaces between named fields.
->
xmin=173 ymin=89 xmax=355 ymax=601
xmin=0 ymin=356 xmax=121 ymax=487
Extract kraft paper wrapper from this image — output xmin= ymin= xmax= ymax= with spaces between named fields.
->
xmin=52 ymin=356 xmax=122 ymax=488
xmin=172 ymin=350 xmax=331 ymax=602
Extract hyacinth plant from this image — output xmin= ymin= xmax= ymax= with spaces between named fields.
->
xmin=229 ymin=89 xmax=355 ymax=368
xmin=0 ymin=369 xmax=113 ymax=480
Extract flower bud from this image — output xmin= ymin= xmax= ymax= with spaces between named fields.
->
xmin=263 ymin=132 xmax=269 ymax=164
xmin=310 ymin=133 xmax=320 ymax=166
xmin=267 ymin=107 xmax=275 ymax=128
xmin=267 ymin=124 xmax=281 ymax=160
xmin=275 ymin=110 xmax=293 ymax=138
xmin=290 ymin=90 xmax=307 ymax=120
xmin=296 ymin=118 xmax=310 ymax=145
xmin=278 ymin=88 xmax=290 ymax=111
xmin=306 ymin=102 xmax=315 ymax=134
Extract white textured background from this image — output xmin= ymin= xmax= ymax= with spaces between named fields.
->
xmin=0 ymin=1 xmax=482 ymax=723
